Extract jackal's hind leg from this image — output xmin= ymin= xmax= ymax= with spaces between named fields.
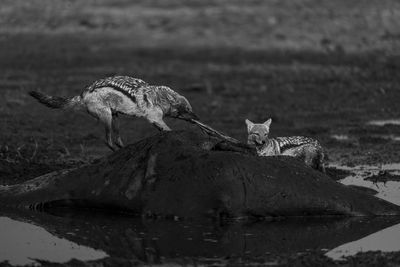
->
xmin=112 ymin=115 xmax=124 ymax=148
xmin=303 ymin=146 xmax=325 ymax=173
xmin=302 ymin=146 xmax=318 ymax=170
xmin=89 ymin=107 xmax=115 ymax=151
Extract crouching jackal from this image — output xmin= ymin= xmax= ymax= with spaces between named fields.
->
xmin=246 ymin=119 xmax=325 ymax=172
xmin=29 ymin=76 xmax=198 ymax=150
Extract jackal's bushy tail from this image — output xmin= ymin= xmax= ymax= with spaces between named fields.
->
xmin=28 ymin=91 xmax=82 ymax=110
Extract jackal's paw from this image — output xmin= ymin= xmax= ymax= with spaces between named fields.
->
xmin=105 ymin=141 xmax=117 ymax=151
xmin=115 ymin=138 xmax=124 ymax=148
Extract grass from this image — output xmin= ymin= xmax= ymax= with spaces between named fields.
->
xmin=1 ymin=0 xmax=400 ymax=51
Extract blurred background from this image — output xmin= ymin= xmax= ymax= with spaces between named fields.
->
xmin=2 ymin=0 xmax=400 ymax=51
xmin=1 ymin=0 xmax=400 ymax=183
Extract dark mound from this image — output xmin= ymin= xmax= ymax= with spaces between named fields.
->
xmin=0 ymin=131 xmax=399 ymax=218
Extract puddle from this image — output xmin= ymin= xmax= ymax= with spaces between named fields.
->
xmin=367 ymin=119 xmax=400 ymax=126
xmin=0 ymin=209 xmax=400 ymax=265
xmin=363 ymin=134 xmax=400 ymax=142
xmin=329 ymin=163 xmax=400 ymax=205
xmin=0 ymin=216 xmax=108 ymax=266
xmin=330 ymin=134 xmax=351 ymax=141
xmin=331 ymin=134 xmax=400 ymax=142
xmin=324 ymin=165 xmax=400 ymax=261
xmin=374 ymin=135 xmax=400 ymax=142
xmin=326 ymin=222 xmax=400 ymax=261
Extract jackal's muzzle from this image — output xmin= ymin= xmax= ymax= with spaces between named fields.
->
xmin=248 ymin=136 xmax=266 ymax=146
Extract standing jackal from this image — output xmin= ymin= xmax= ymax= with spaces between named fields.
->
xmin=29 ymin=76 xmax=198 ymax=150
xmin=246 ymin=119 xmax=325 ymax=172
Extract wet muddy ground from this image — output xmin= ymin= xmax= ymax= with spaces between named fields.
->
xmin=1 ymin=33 xmax=400 ymax=266
xmin=2 ymin=33 xmax=400 ymax=182
xmin=2 ymin=1 xmax=400 ymax=265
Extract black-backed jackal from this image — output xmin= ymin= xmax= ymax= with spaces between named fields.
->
xmin=29 ymin=76 xmax=198 ymax=150
xmin=246 ymin=119 xmax=325 ymax=172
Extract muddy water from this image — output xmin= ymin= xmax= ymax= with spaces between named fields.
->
xmin=330 ymin=163 xmax=400 ymax=206
xmin=0 ymin=208 xmax=400 ymax=265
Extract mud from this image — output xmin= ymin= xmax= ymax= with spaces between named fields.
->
xmin=366 ymin=171 xmax=400 ymax=183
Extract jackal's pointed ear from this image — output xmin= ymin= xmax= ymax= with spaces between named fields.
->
xmin=245 ymin=119 xmax=254 ymax=132
xmin=263 ymin=118 xmax=272 ymax=128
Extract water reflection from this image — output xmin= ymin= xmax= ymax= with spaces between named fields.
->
xmin=1 ymin=208 xmax=400 ymax=265
xmin=0 ymin=216 xmax=108 ymax=266
xmin=326 ymin=222 xmax=400 ymax=260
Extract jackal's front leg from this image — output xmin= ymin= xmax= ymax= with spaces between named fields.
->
xmin=97 ymin=109 xmax=116 ymax=151
xmin=112 ymin=115 xmax=124 ymax=148
xmin=152 ymin=120 xmax=171 ymax=131
xmin=147 ymin=108 xmax=171 ymax=131
xmin=104 ymin=125 xmax=116 ymax=151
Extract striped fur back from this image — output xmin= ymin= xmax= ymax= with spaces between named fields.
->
xmin=85 ymin=76 xmax=148 ymax=102
xmin=275 ymin=136 xmax=318 ymax=152
xmin=84 ymin=76 xmax=181 ymax=107
xmin=84 ymin=76 xmax=196 ymax=119
xmin=86 ymin=76 xmax=148 ymax=92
